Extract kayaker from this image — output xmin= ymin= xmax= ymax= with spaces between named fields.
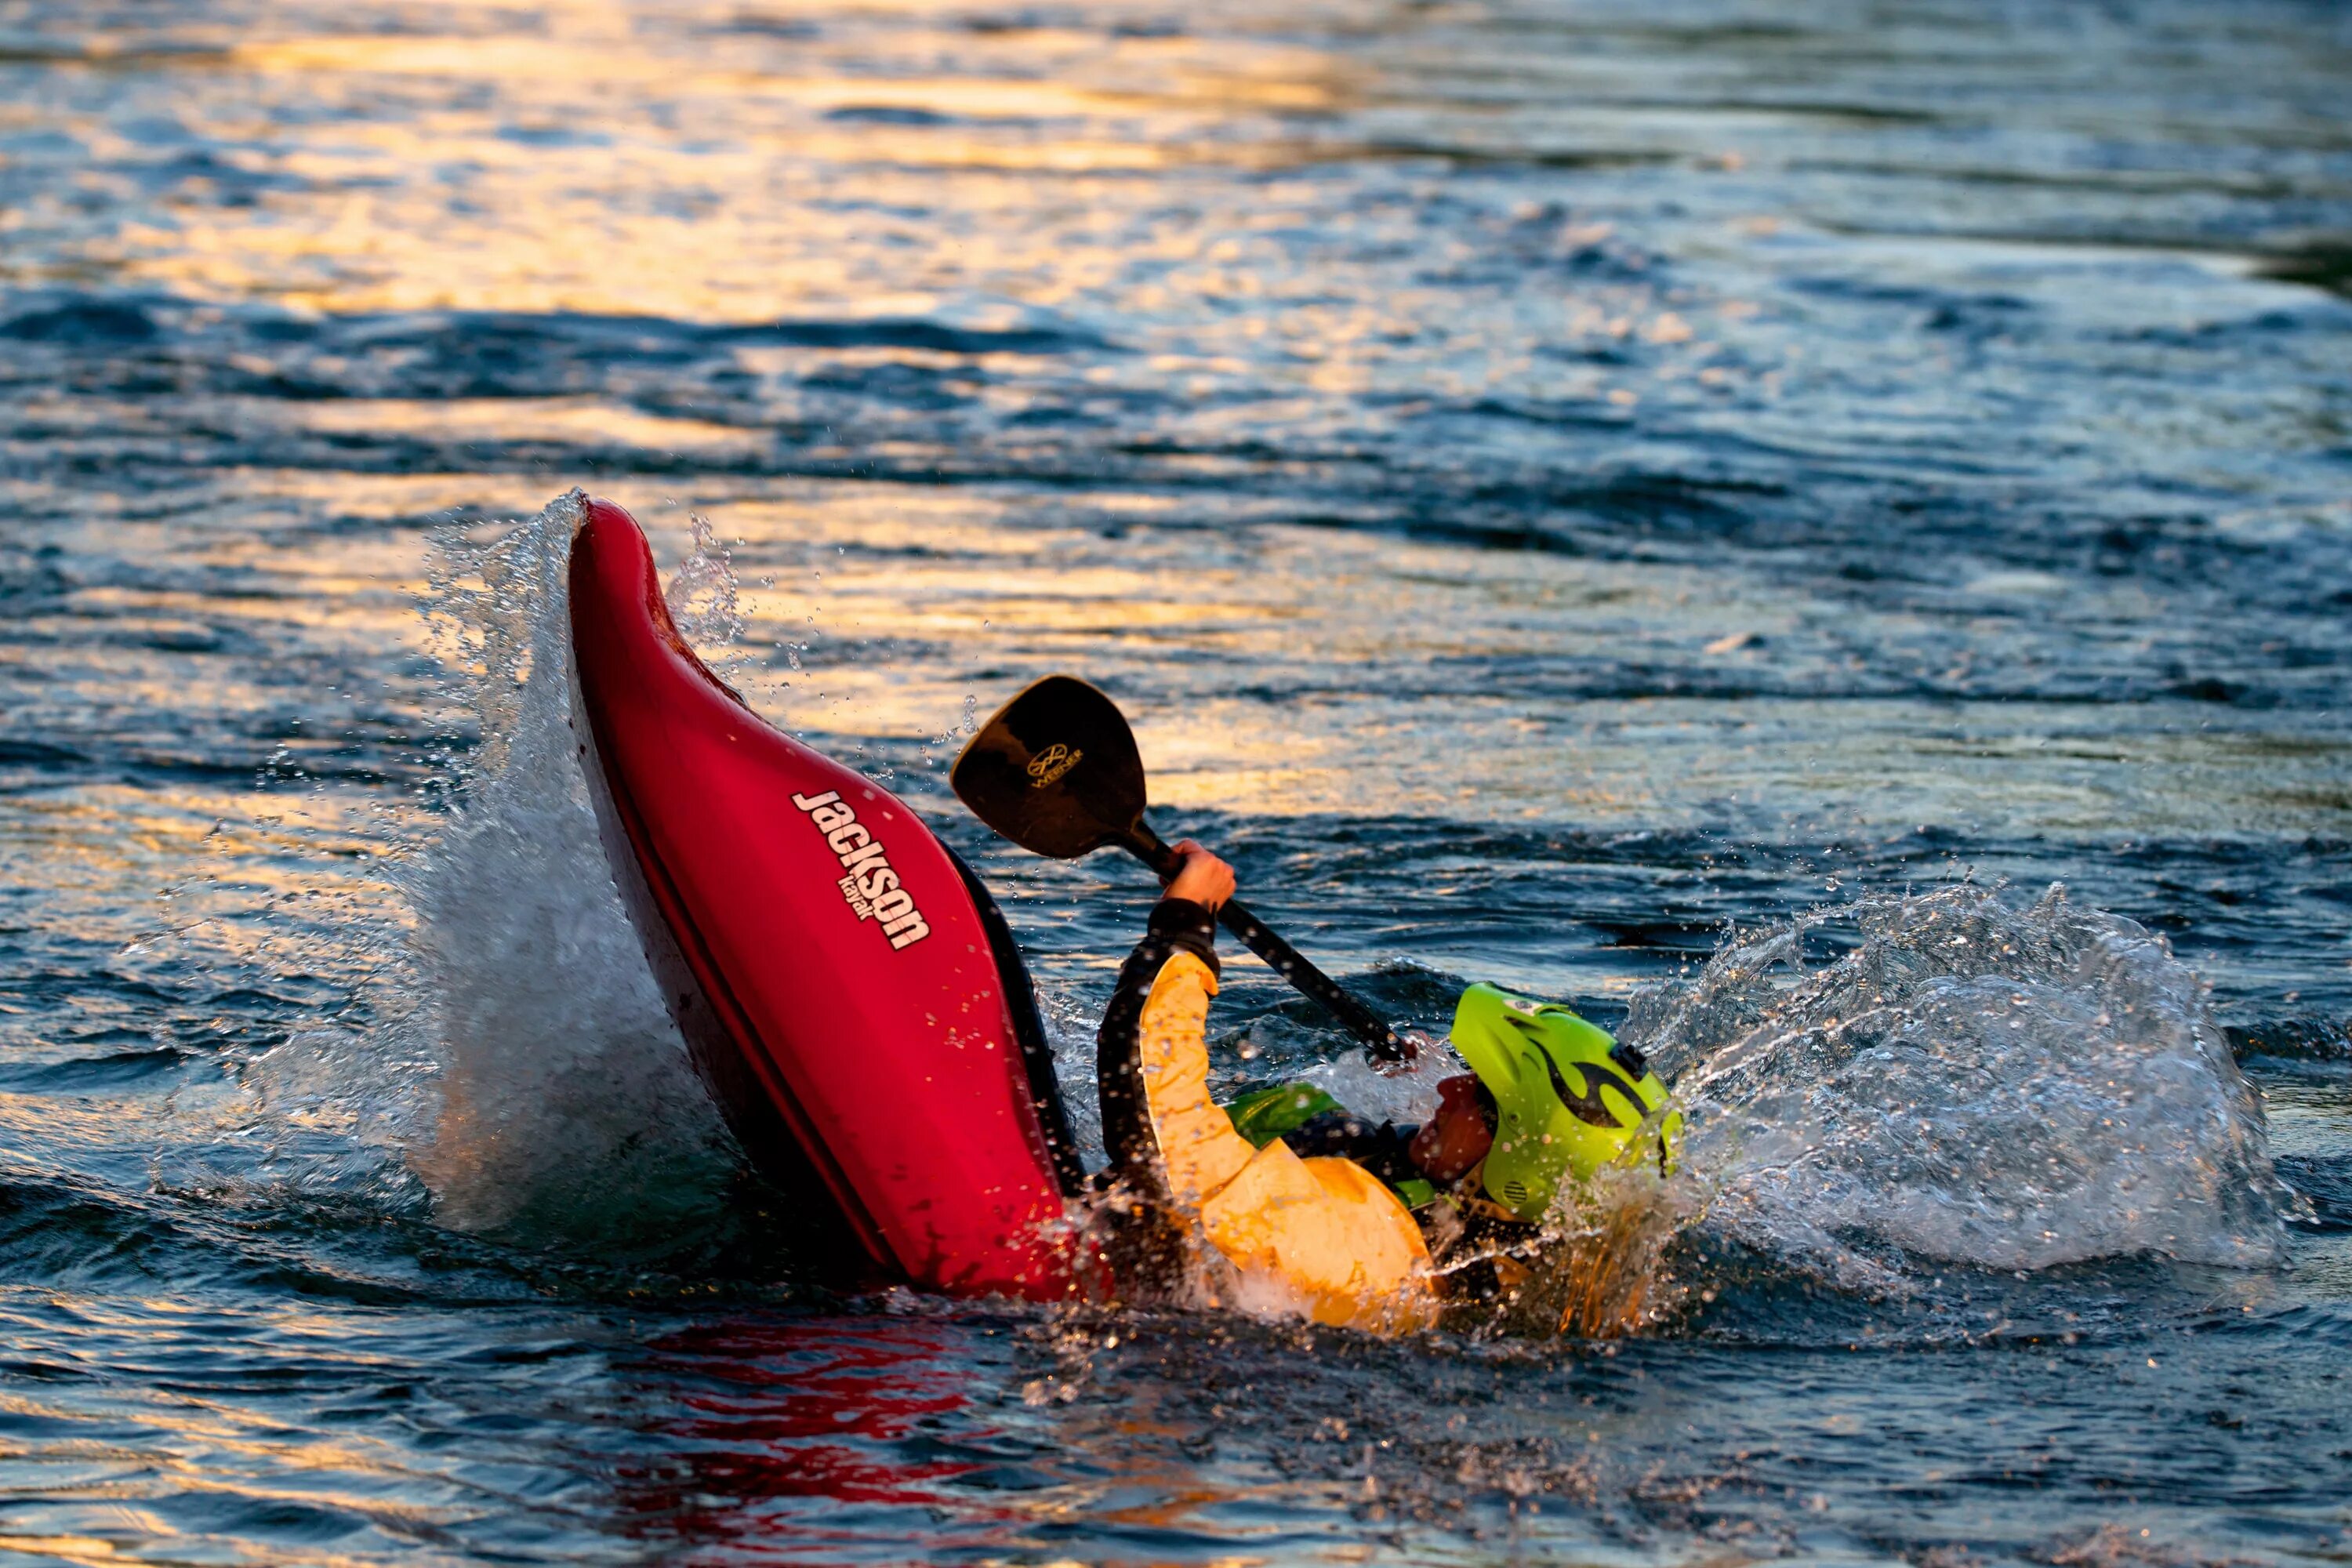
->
xmin=1096 ymin=843 xmax=1675 ymax=1334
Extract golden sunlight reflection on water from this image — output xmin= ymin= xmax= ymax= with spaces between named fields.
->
xmin=2 ymin=0 xmax=2350 ymax=1559
xmin=72 ymin=7 xmax=1363 ymax=318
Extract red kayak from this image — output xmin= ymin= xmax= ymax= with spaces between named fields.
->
xmin=566 ymin=497 xmax=1091 ymax=1300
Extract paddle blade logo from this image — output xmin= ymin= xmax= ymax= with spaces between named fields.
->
xmin=1026 ymin=743 xmax=1083 ymax=789
xmin=790 ymin=790 xmax=931 ymax=949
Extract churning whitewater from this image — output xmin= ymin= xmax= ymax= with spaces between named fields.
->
xmin=233 ymin=492 xmax=2299 ymax=1319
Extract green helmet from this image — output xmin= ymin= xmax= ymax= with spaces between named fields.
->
xmin=1448 ymin=984 xmax=1680 ymax=1221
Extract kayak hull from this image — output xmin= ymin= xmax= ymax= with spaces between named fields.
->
xmin=566 ymin=498 xmax=1085 ymax=1300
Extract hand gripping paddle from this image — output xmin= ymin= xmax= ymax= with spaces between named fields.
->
xmin=952 ymin=675 xmax=1411 ymax=1065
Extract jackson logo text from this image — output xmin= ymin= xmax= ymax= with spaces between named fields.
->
xmin=791 ymin=790 xmax=930 ymax=949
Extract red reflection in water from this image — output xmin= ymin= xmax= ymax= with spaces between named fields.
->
xmin=616 ymin=1314 xmax=1029 ymax=1559
xmin=661 ymin=1319 xmax=980 ymax=1499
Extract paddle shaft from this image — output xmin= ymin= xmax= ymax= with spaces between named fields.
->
xmin=1123 ymin=824 xmax=1409 ymax=1065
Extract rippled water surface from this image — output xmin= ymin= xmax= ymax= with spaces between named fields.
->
xmin=4 ymin=0 xmax=2350 ymax=1563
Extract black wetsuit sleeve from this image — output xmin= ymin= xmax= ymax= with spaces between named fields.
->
xmin=1282 ymin=1111 xmax=1425 ymax=1188
xmin=1095 ymin=898 xmax=1220 ymax=1189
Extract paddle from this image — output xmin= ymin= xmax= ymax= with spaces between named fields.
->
xmin=951 ymin=675 xmax=1413 ymax=1065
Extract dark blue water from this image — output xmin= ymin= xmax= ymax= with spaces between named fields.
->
xmin=3 ymin=0 xmax=2349 ymax=1561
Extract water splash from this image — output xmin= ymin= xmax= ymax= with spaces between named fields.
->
xmin=1419 ymin=884 xmax=2303 ymax=1338
xmin=159 ymin=490 xmax=753 ymax=1247
xmin=198 ymin=503 xmax=2300 ymax=1313
xmin=392 ymin=491 xmax=741 ymax=1247
xmin=1627 ymin=884 xmax=2303 ymax=1281
xmin=663 ymin=511 xmax=745 ymax=653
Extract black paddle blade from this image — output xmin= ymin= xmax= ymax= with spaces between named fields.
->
xmin=952 ymin=675 xmax=1148 ymax=860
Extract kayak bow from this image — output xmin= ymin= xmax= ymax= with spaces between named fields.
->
xmin=566 ymin=497 xmax=1087 ymax=1300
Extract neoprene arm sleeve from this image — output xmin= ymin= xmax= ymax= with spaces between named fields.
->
xmin=1097 ymin=897 xmax=1220 ymax=1192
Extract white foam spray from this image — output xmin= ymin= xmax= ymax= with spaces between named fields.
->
xmin=1625 ymin=883 xmax=2303 ymax=1279
xmin=188 ymin=495 xmax=2300 ymax=1312
xmin=388 ymin=492 xmax=740 ymax=1243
